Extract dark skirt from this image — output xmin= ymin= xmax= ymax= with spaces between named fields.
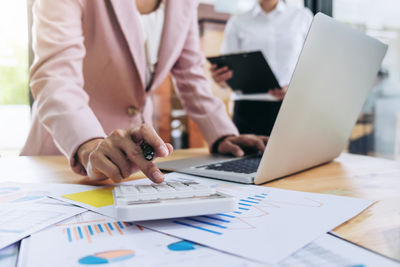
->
xmin=232 ymin=100 xmax=282 ymax=136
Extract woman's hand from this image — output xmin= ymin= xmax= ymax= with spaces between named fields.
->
xmin=77 ymin=124 xmax=173 ymax=183
xmin=217 ymin=135 xmax=269 ymax=157
xmin=268 ymin=85 xmax=289 ymax=100
xmin=210 ymin=64 xmax=233 ymax=88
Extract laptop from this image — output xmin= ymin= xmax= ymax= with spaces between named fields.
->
xmin=156 ymin=13 xmax=388 ymax=184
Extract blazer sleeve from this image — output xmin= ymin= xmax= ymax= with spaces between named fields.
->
xmin=30 ymin=0 xmax=106 ymax=174
xmin=170 ymin=11 xmax=239 ymax=149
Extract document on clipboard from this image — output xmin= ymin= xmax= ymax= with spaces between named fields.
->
xmin=207 ymin=51 xmax=280 ymax=94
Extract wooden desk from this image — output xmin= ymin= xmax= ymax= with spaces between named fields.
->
xmin=1 ymin=149 xmax=399 ymax=261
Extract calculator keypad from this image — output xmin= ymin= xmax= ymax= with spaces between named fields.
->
xmin=114 ymin=181 xmax=215 ymax=202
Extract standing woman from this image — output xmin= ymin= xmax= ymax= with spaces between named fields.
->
xmin=211 ymin=0 xmax=313 ymax=135
xmin=22 ymin=0 xmax=268 ymax=183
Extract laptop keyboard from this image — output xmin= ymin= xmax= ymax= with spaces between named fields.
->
xmin=196 ymin=155 xmax=262 ymax=174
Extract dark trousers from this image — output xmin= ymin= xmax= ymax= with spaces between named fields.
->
xmin=233 ymin=100 xmax=282 ymax=136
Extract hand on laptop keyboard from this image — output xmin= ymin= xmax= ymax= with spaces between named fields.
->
xmin=197 ymin=154 xmax=262 ymax=174
xmin=215 ymin=135 xmax=268 ymax=157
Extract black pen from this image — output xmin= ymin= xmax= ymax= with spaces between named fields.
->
xmin=140 ymin=141 xmax=154 ymax=161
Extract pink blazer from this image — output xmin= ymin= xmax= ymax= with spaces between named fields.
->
xmin=21 ymin=0 xmax=238 ymax=174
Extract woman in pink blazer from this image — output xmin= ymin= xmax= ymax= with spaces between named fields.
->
xmin=21 ymin=0 xmax=268 ymax=183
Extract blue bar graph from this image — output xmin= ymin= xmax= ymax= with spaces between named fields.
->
xmin=173 ymin=221 xmax=222 ymax=235
xmin=202 ymin=215 xmax=230 ymax=223
xmin=218 ymin=213 xmax=235 ymax=218
xmin=171 ymin=192 xmax=270 ymax=235
xmin=66 ymin=228 xmax=72 ymax=242
xmin=240 ymin=199 xmax=259 ymax=204
xmin=87 ymin=225 xmax=94 ymax=235
xmin=186 ymin=218 xmax=227 ymax=229
xmin=65 ymin=221 xmax=133 ymax=243
xmin=77 ymin=226 xmax=83 ymax=239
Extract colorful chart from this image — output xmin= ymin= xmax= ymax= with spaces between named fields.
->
xmin=63 ymin=222 xmax=143 ymax=243
xmin=78 ymin=250 xmax=135 ymax=265
xmin=171 ymin=192 xmax=325 ymax=235
xmin=167 ymin=240 xmax=203 ymax=251
xmin=172 ymin=193 xmax=269 ymax=235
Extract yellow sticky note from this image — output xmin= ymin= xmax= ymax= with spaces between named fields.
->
xmin=62 ymin=187 xmax=114 ymax=208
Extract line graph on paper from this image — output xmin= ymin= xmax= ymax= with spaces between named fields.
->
xmin=172 ymin=190 xmax=324 ymax=235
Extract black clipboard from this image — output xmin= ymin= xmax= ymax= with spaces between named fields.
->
xmin=207 ymin=51 xmax=280 ymax=94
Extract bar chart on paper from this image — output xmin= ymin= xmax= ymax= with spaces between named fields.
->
xmin=164 ymin=188 xmax=325 ymax=236
xmin=141 ymin=174 xmax=374 ymax=264
xmin=172 ymin=192 xmax=280 ymax=235
xmin=20 ymin=212 xmax=262 ymax=267
xmin=63 ymin=221 xmax=143 ymax=243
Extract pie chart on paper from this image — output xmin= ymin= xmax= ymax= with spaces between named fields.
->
xmin=167 ymin=240 xmax=203 ymax=251
xmin=78 ymin=250 xmax=135 ymax=265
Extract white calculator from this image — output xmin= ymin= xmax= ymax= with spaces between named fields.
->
xmin=112 ymin=181 xmax=235 ymax=221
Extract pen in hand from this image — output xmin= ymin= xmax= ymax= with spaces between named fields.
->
xmin=140 ymin=141 xmax=155 ymax=161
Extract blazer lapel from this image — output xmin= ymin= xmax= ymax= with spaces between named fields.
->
xmin=109 ymin=0 xmax=146 ymax=89
xmin=149 ymin=0 xmax=194 ymax=91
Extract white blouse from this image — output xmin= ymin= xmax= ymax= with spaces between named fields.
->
xmin=222 ymin=1 xmax=313 ymax=101
xmin=138 ymin=1 xmax=165 ymax=88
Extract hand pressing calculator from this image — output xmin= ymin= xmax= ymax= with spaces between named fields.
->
xmin=112 ymin=181 xmax=235 ymax=221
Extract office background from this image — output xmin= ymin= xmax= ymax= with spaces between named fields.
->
xmin=0 ymin=0 xmax=399 ymax=159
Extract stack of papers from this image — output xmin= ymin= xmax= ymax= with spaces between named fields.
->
xmin=0 ymin=173 xmax=399 ymax=267
xmin=0 ymin=182 xmax=84 ymax=250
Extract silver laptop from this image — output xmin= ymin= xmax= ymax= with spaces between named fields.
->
xmin=157 ymin=13 xmax=388 ymax=184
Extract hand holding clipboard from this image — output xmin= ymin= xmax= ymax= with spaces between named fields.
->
xmin=207 ymin=51 xmax=281 ymax=95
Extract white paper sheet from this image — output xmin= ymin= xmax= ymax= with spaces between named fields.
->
xmin=0 ymin=182 xmax=85 ymax=250
xmin=276 ymin=233 xmax=400 ymax=267
xmin=140 ymin=173 xmax=374 ymax=264
xmin=18 ymin=211 xmax=262 ymax=267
